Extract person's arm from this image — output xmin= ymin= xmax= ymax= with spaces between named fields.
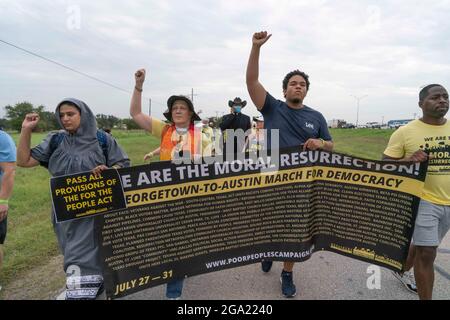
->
xmin=130 ymin=69 xmax=152 ymax=132
xmin=144 ymin=147 xmax=161 ymax=161
xmin=303 ymin=139 xmax=334 ymax=152
xmin=303 ymin=114 xmax=334 ymax=152
xmin=381 ymin=128 xmax=428 ymax=162
xmin=382 ymin=150 xmax=429 ymax=162
xmin=322 ymin=140 xmax=334 ymax=152
xmin=17 ymin=113 xmax=40 ymax=168
xmin=246 ymin=31 xmax=271 ymax=110
xmin=0 ymin=161 xmax=15 ymax=222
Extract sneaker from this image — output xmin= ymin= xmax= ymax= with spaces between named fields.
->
xmin=166 ymin=278 xmax=184 ymax=299
xmin=280 ymin=271 xmax=297 ymax=298
xmin=392 ymin=270 xmax=418 ymax=294
xmin=261 ymin=260 xmax=273 ymax=273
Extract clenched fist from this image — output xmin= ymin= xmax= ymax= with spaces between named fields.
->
xmin=135 ymin=69 xmax=146 ymax=87
xmin=252 ymin=31 xmax=272 ymax=47
xmin=22 ymin=113 xmax=40 ymax=131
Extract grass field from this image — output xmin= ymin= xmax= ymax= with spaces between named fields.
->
xmin=0 ymin=128 xmax=394 ymax=299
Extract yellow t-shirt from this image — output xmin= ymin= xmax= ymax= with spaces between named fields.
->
xmin=384 ymin=119 xmax=450 ymax=205
xmin=151 ymin=118 xmax=212 ymax=158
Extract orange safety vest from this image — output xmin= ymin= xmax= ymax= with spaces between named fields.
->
xmin=159 ymin=123 xmax=201 ymax=161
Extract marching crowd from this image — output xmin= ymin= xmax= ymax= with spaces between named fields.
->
xmin=0 ymin=31 xmax=448 ymax=300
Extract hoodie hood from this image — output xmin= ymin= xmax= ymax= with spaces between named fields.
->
xmin=56 ymin=98 xmax=98 ymax=140
xmin=31 ymin=97 xmax=130 ymax=178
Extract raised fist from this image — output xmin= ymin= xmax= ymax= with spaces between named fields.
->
xmin=252 ymin=31 xmax=272 ymax=47
xmin=135 ymin=69 xmax=146 ymax=86
xmin=22 ymin=113 xmax=40 ymax=130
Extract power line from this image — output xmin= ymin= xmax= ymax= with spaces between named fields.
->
xmin=0 ymin=38 xmax=131 ymax=93
xmin=0 ymin=38 xmax=170 ymax=110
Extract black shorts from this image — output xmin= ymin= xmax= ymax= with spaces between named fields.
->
xmin=0 ymin=217 xmax=7 ymax=244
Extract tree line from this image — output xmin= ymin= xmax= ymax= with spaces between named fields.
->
xmin=1 ymin=102 xmax=141 ymax=132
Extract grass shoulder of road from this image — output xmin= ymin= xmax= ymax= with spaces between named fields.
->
xmin=0 ymin=128 xmax=393 ymax=299
xmin=330 ymin=128 xmax=394 ymax=160
xmin=1 ymin=130 xmax=160 ymax=299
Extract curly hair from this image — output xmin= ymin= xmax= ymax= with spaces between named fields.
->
xmin=282 ymin=70 xmax=310 ymax=91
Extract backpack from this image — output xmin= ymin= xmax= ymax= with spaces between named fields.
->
xmin=42 ymin=129 xmax=109 ymax=168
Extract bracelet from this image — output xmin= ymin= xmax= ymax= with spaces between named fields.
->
xmin=319 ymin=138 xmax=325 ymax=148
xmin=0 ymin=199 xmax=9 ymax=204
xmin=135 ymin=86 xmax=143 ymax=92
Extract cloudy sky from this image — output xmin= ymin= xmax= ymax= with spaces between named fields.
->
xmin=1 ymin=0 xmax=450 ymax=125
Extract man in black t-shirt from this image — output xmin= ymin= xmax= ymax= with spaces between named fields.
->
xmin=219 ymin=97 xmax=252 ymax=156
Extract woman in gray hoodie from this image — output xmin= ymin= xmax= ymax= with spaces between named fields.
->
xmin=17 ymin=98 xmax=130 ymax=299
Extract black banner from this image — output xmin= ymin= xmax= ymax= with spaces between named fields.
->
xmin=50 ymin=148 xmax=427 ymax=299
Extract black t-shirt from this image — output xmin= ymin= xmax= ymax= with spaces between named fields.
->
xmin=220 ymin=113 xmax=252 ymax=154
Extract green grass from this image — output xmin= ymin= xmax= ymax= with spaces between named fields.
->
xmin=330 ymin=128 xmax=394 ymax=160
xmin=0 ymin=128 xmax=394 ymax=297
xmin=1 ymin=130 xmax=160 ymax=297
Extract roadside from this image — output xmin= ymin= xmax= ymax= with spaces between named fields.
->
xmin=1 ymin=255 xmax=65 ymax=300
xmin=2 ymin=233 xmax=449 ymax=300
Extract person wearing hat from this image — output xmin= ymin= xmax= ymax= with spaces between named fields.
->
xmin=219 ymin=97 xmax=252 ymax=156
xmin=130 ymin=69 xmax=212 ymax=163
xmin=130 ymin=68 xmax=212 ymax=299
xmin=246 ymin=31 xmax=334 ymax=298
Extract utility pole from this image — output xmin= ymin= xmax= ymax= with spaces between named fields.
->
xmin=187 ymin=88 xmax=198 ymax=103
xmin=350 ymin=94 xmax=368 ymax=127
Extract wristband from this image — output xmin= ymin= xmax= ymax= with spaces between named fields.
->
xmin=135 ymin=86 xmax=143 ymax=92
xmin=319 ymin=138 xmax=325 ymax=148
xmin=0 ymin=199 xmax=9 ymax=205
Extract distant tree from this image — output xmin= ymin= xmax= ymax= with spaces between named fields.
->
xmin=96 ymin=114 xmax=120 ymax=130
xmin=4 ymin=102 xmax=60 ymax=132
xmin=121 ymin=118 xmax=141 ymax=130
xmin=38 ymin=110 xmax=59 ymax=132
xmin=0 ymin=118 xmax=11 ymax=131
xmin=4 ymin=102 xmax=45 ymax=132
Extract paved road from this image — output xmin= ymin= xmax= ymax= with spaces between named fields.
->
xmin=120 ymin=233 xmax=450 ymax=300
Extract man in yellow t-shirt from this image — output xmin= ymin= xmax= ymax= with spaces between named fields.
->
xmin=383 ymin=84 xmax=449 ymax=300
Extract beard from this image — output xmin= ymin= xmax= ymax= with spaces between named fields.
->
xmin=288 ymin=97 xmax=302 ymax=104
xmin=432 ymin=107 xmax=449 ymax=118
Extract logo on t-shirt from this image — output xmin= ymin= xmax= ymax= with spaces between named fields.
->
xmin=420 ymin=135 xmax=450 ymax=175
xmin=305 ymin=122 xmax=314 ymax=130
